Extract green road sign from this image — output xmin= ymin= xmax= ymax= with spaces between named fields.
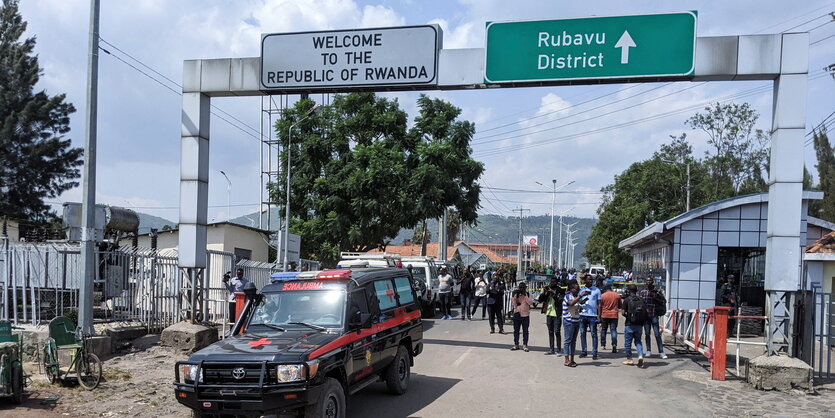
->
xmin=485 ymin=12 xmax=697 ymax=84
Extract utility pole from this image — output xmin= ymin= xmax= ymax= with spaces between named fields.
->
xmin=78 ymin=0 xmax=100 ymax=335
xmin=515 ymin=207 xmax=530 ymax=282
xmin=439 ymin=208 xmax=448 ymax=260
xmin=686 ymin=162 xmax=691 ymax=212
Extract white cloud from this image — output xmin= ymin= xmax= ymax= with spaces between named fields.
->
xmin=17 ymin=0 xmax=835 ymax=225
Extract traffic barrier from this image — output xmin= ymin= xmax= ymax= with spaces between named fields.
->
xmin=661 ymin=306 xmax=731 ymax=380
xmin=728 ymin=314 xmax=769 ymax=377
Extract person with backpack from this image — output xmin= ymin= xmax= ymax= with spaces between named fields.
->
xmin=471 ymin=271 xmax=489 ymax=320
xmin=639 ymin=277 xmax=668 ymax=359
xmin=621 ymin=285 xmax=647 ymax=367
xmin=538 ymin=278 xmax=565 ymax=355
xmin=562 ymin=281 xmax=583 ymax=367
xmin=510 ymin=282 xmax=533 ymax=352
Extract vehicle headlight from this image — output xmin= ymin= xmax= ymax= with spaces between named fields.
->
xmin=180 ymin=364 xmax=202 ymax=383
xmin=276 ymin=364 xmax=305 ymax=382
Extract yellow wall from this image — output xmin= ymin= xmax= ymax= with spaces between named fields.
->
xmin=824 ymin=261 xmax=835 ymax=294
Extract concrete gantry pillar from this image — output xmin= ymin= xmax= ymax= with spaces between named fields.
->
xmin=180 ymin=60 xmax=210 ymax=322
xmin=763 ymin=33 xmax=809 ymax=354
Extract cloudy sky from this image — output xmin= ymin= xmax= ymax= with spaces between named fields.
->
xmin=19 ymin=0 xmax=835 ymax=226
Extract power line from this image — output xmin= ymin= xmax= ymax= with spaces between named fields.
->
xmin=98 ymin=38 xmax=265 ymax=142
xmin=474 ymin=72 xmax=829 ymax=157
xmin=474 ymin=84 xmax=646 ymax=137
xmin=482 ymin=186 xmax=603 ymax=194
xmin=811 ymin=32 xmax=835 ymax=45
xmin=473 ymin=83 xmax=703 ymax=146
xmin=755 ymin=6 xmax=834 ymax=33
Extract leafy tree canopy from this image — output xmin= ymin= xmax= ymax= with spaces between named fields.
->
xmin=0 ymin=0 xmax=81 ymax=221
xmin=585 ymin=102 xmax=769 ymax=270
xmin=269 ymin=93 xmax=482 ymax=266
xmin=808 ymin=127 xmax=835 ymax=222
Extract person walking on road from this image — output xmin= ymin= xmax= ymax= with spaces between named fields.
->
xmin=639 ymin=278 xmax=668 ymax=359
xmin=510 ymin=283 xmax=533 ymax=352
xmin=538 ymin=278 xmax=565 ymax=355
xmin=578 ymin=274 xmax=602 ymax=360
xmin=459 ymin=267 xmax=476 ymax=320
xmin=600 ymin=285 xmax=621 ymax=353
xmin=562 ymin=281 xmax=582 ymax=367
xmin=471 ymin=271 xmax=489 ymax=320
xmin=487 ymin=273 xmax=507 ymax=334
xmin=438 ymin=267 xmax=455 ymax=320
xmin=622 ymin=285 xmax=647 ymax=367
xmin=224 ymin=268 xmax=250 ymax=323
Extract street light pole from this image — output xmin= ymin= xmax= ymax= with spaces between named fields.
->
xmin=219 ymin=171 xmax=231 ymax=222
xmin=284 ymin=104 xmax=323 ymax=268
xmin=535 ymin=179 xmax=574 ymax=268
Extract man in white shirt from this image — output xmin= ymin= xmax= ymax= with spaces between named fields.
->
xmin=224 ymin=268 xmax=250 ymax=322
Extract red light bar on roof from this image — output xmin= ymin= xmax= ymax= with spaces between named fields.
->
xmin=317 ymin=269 xmax=352 ymax=280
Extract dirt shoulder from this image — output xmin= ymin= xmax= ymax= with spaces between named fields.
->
xmin=0 ymin=335 xmax=193 ymax=417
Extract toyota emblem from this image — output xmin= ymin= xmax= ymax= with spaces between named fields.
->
xmin=231 ymin=367 xmax=246 ymax=380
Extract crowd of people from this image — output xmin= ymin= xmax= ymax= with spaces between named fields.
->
xmin=446 ymin=266 xmax=669 ymax=368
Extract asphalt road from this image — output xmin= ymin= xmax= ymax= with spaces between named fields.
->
xmin=348 ymin=308 xmax=710 ymax=418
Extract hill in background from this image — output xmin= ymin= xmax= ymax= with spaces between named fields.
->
xmin=136 ymin=213 xmax=176 ymax=234
xmin=389 ymin=214 xmax=595 ymax=268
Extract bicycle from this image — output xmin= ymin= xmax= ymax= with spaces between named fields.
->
xmin=42 ymin=316 xmax=103 ymax=390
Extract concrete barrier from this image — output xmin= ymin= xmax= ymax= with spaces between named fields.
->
xmin=747 ymin=354 xmax=813 ymax=391
xmin=160 ymin=321 xmax=218 ymax=353
xmin=105 ymin=325 xmax=148 ymax=351
xmin=86 ymin=335 xmax=113 ymax=358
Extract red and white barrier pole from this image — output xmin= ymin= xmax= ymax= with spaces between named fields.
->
xmin=711 ymin=306 xmax=731 ymax=381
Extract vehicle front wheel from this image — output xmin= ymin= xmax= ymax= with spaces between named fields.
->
xmin=304 ymin=377 xmax=345 ymax=418
xmin=384 ymin=346 xmax=410 ymax=395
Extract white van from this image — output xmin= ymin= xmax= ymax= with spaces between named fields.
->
xmin=589 ymin=265 xmax=607 ymax=277
xmin=401 ymin=256 xmax=440 ymax=318
xmin=337 ymin=252 xmax=401 ymax=268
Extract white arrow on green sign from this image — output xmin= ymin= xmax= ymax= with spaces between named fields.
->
xmin=485 ymin=12 xmax=697 ymax=84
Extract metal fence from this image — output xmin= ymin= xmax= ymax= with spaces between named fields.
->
xmin=1 ymin=238 xmax=324 ymax=331
xmin=812 ymin=290 xmax=833 ymax=379
xmin=1 ymin=240 xmax=82 ymax=324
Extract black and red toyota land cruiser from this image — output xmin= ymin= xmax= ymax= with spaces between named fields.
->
xmin=174 ymin=268 xmax=423 ymax=417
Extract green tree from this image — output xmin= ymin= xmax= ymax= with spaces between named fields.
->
xmin=586 ymin=102 xmax=770 ymax=269
xmin=411 ymin=223 xmax=431 ymax=246
xmin=269 ymin=93 xmax=482 ymax=266
xmin=408 ymin=95 xmax=484 ymax=254
xmin=686 ymin=102 xmax=769 ymax=200
xmin=811 ymin=128 xmax=835 ymax=222
xmin=0 ymin=0 xmax=81 ymax=220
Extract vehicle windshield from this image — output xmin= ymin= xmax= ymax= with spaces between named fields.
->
xmin=410 ymin=268 xmax=427 ymax=281
xmin=249 ymin=290 xmax=346 ymax=329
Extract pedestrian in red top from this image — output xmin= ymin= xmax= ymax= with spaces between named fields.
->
xmin=599 ymin=285 xmax=622 ymax=353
